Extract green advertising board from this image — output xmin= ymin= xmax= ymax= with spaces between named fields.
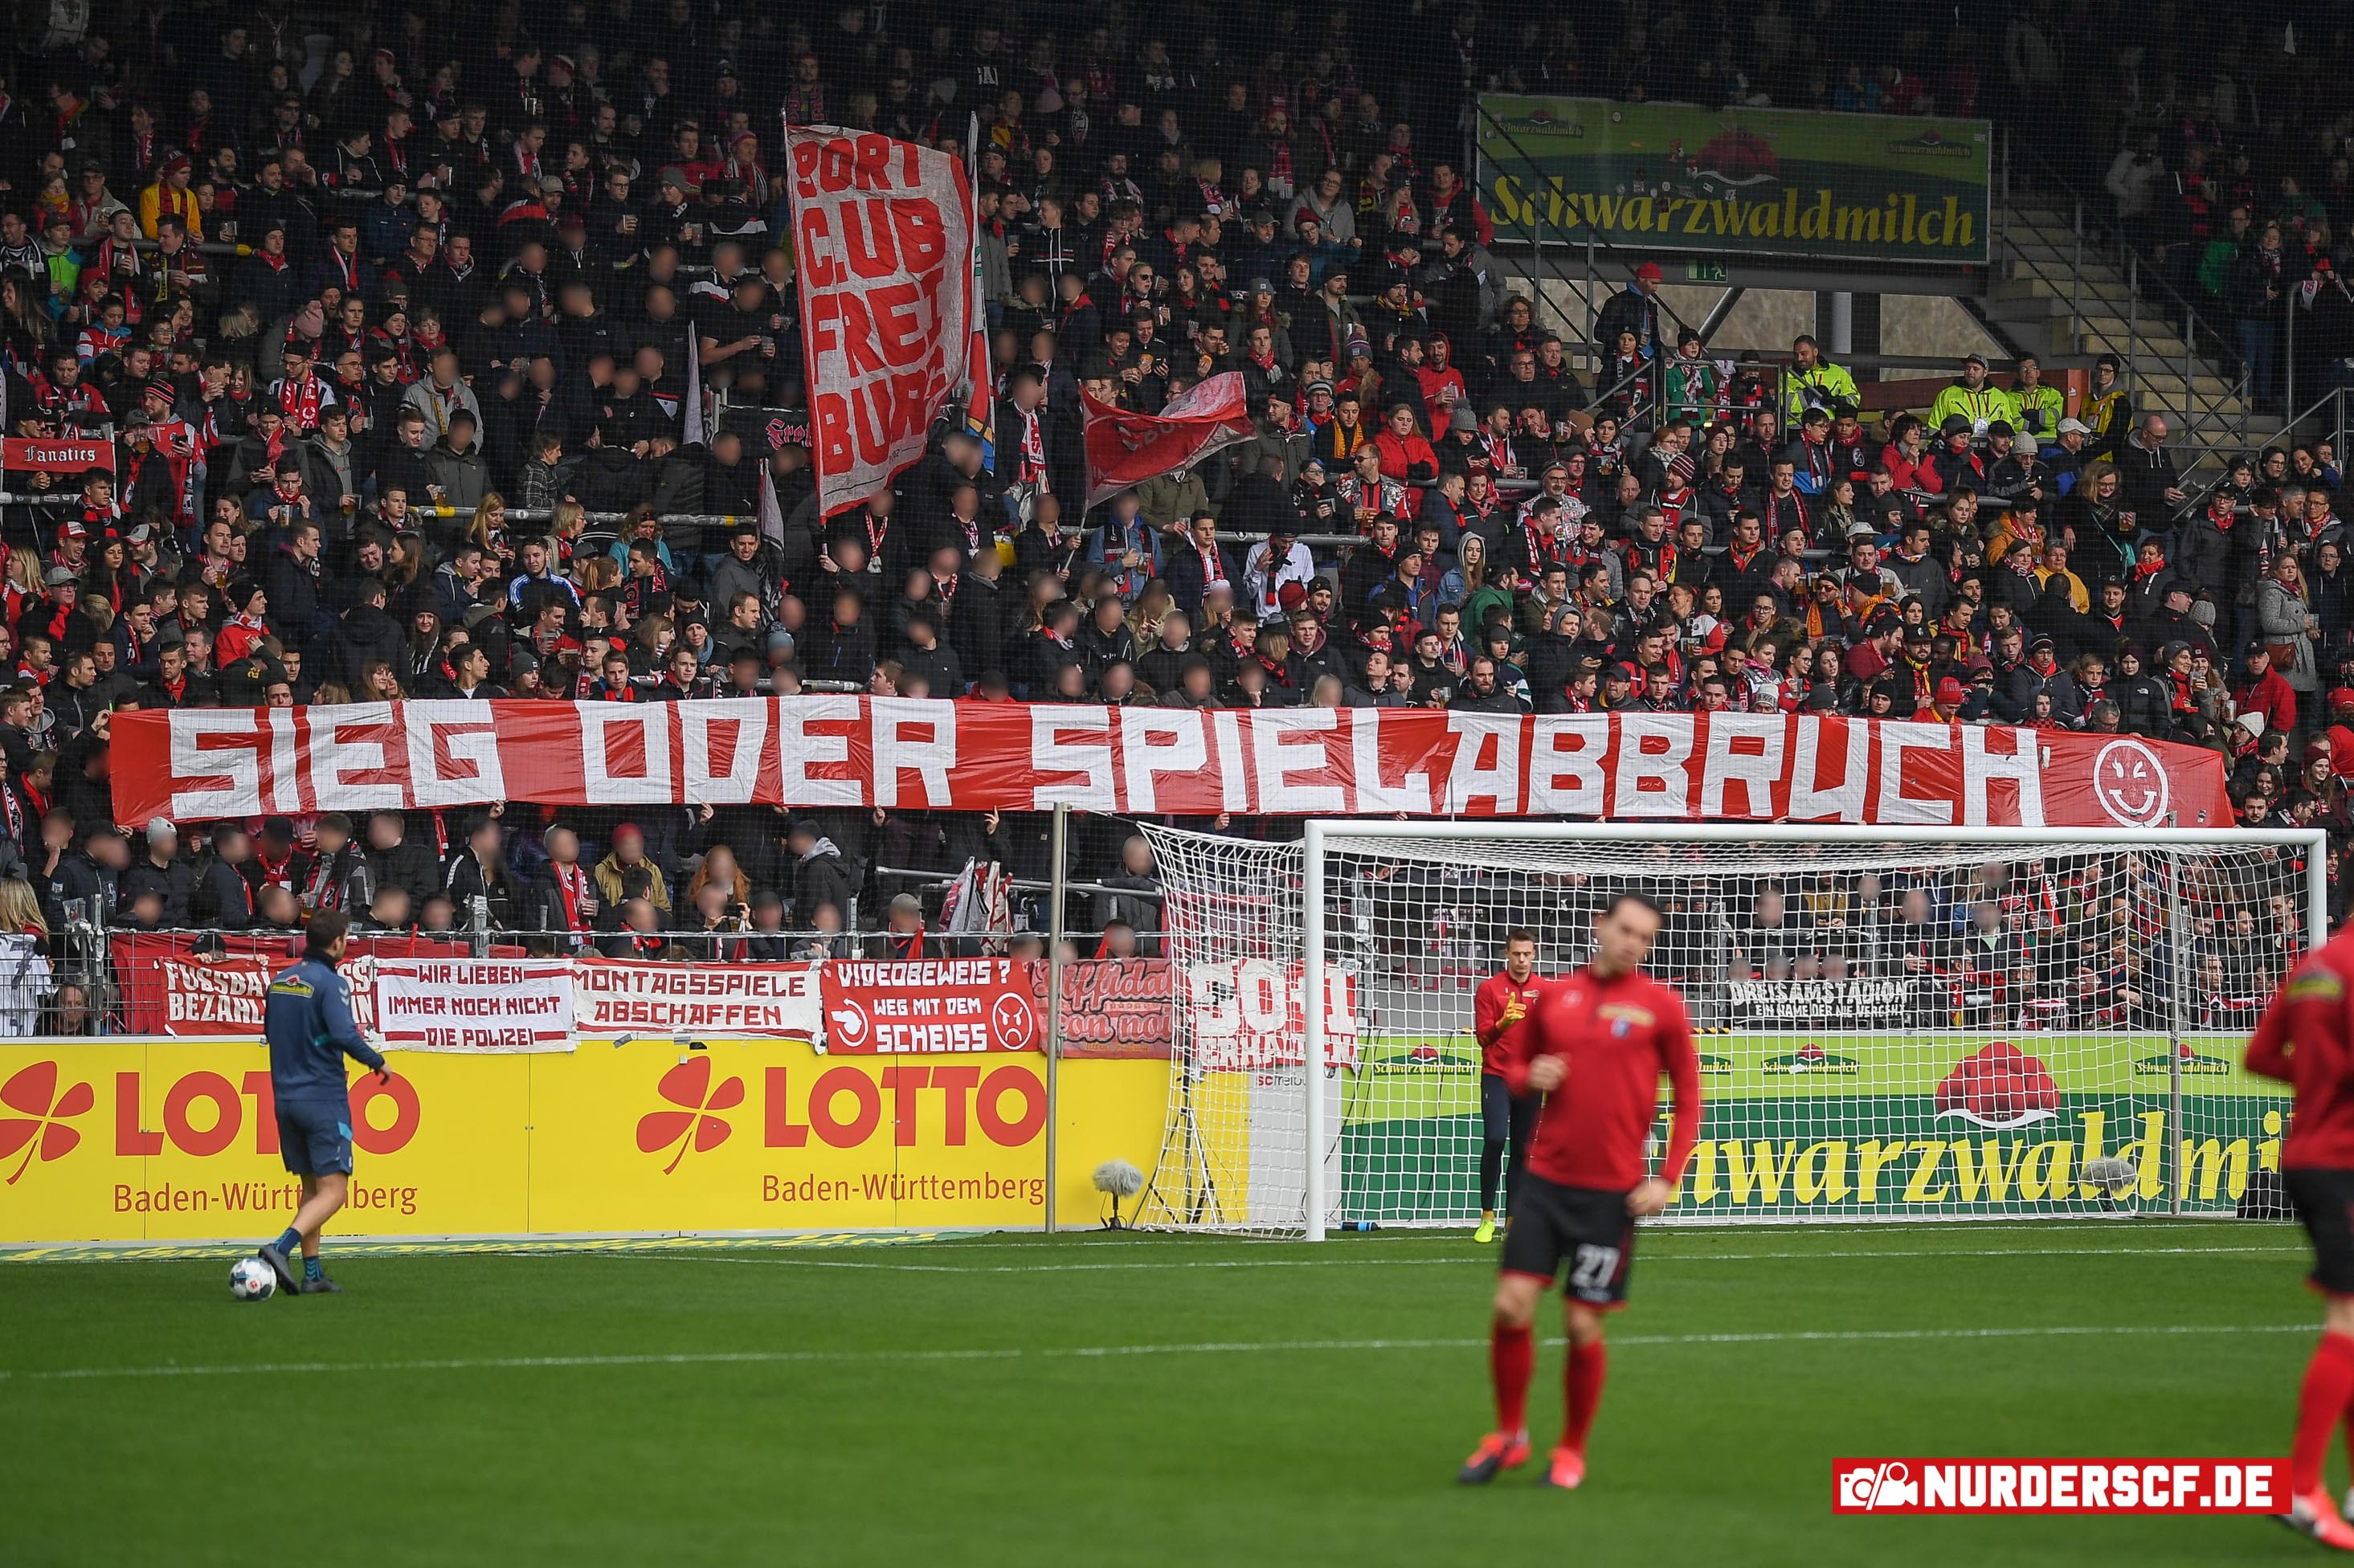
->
xmin=1343 ymin=1032 xmax=2285 ymax=1221
xmin=1477 ymin=96 xmax=1991 ymax=265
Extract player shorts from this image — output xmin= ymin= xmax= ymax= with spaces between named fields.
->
xmin=276 ymin=1097 xmax=355 ymax=1178
xmin=1499 ymin=1174 xmax=1636 ymax=1308
xmin=2285 ymin=1168 xmax=2354 ymax=1296
xmin=1479 ymin=1072 xmax=1539 ymax=1148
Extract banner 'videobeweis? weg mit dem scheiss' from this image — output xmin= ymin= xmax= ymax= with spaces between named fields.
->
xmin=108 ymin=700 xmax=2231 ymax=830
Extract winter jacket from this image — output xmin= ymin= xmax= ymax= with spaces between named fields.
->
xmin=790 ymin=838 xmax=858 ymax=925
xmin=2112 ymin=671 xmax=2173 ymax=737
xmin=2255 ymin=577 xmax=2319 ymax=692
xmin=2115 ymin=431 xmax=2181 ymax=526
xmin=423 ymin=438 xmax=491 ymax=513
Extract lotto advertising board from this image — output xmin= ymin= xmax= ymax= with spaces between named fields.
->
xmin=0 ymin=1040 xmax=1165 ymax=1243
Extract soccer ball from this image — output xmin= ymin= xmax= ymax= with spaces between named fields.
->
xmin=229 ymin=1256 xmax=277 ymax=1301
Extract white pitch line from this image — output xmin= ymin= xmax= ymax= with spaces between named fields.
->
xmin=900 ymin=1220 xmax=2280 ymax=1252
xmin=625 ymin=1243 xmax=2305 ymax=1275
xmin=0 ymin=1321 xmax=2315 ymax=1386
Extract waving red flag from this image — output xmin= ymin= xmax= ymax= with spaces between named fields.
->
xmin=1081 ymin=372 xmax=1257 ymax=508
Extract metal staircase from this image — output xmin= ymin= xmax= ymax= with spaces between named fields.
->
xmin=1984 ymin=148 xmax=2262 ymax=484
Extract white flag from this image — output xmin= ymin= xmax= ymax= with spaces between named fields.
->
xmin=685 ymin=329 xmax=706 ymax=445
xmin=786 ymin=125 xmax=977 ymax=517
xmin=758 ymin=459 xmax=787 ymax=551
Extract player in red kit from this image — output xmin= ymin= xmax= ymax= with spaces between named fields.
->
xmin=1471 ymin=929 xmax=1545 ymax=1245
xmin=2246 ymin=920 xmax=2354 ymax=1550
xmin=1457 ymin=892 xmax=1702 ymax=1491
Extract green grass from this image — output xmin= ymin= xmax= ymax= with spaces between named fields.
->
xmin=0 ymin=1223 xmax=2335 ymax=1566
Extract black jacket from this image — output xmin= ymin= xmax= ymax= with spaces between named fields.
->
xmin=2115 ymin=435 xmax=2183 ymax=527
xmin=194 ymin=857 xmax=257 ymax=929
xmin=2113 ymin=670 xmax=2174 ymax=737
xmin=121 ymin=853 xmax=198 ymax=926
xmin=789 ymin=840 xmax=859 ymax=926
xmin=946 ymin=572 xmax=1014 ymax=680
xmin=366 ymin=838 xmax=440 ymax=909
xmin=443 ymin=848 xmax=519 ymax=931
xmin=263 ymin=547 xmax=325 ymax=656
xmin=328 ymin=602 xmax=407 ymax=690
xmin=1163 ymin=541 xmax=1240 ymax=611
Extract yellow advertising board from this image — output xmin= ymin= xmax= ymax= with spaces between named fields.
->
xmin=0 ymin=1040 xmax=1167 ymax=1243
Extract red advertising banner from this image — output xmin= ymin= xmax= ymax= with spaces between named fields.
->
xmin=1082 ymin=372 xmax=1256 ymax=507
xmin=108 ymin=938 xmax=1198 ymax=1064
xmin=112 ymin=700 xmax=2236 ymax=831
xmin=571 ymin=958 xmax=822 ymax=1039
xmin=1048 ymin=959 xmax=1172 ymax=1059
xmin=787 ymin=127 xmax=977 ymax=518
xmin=1185 ymin=958 xmax=1360 ymax=1071
xmin=3 ymin=437 xmax=114 ymax=474
xmin=123 ymin=947 xmax=276 ymax=1035
xmin=819 ymin=958 xmax=1040 ymax=1055
xmin=112 ymin=933 xmax=503 ymax=1037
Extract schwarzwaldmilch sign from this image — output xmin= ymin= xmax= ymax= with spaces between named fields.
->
xmin=1478 ymin=96 xmax=1992 ymax=265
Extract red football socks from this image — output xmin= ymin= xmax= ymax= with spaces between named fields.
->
xmin=2292 ymin=1333 xmax=2354 ymax=1496
xmin=1563 ymin=1338 xmax=1608 ymax=1456
xmin=1490 ymin=1320 xmax=1533 ymax=1435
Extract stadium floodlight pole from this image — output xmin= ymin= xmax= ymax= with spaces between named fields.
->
xmin=1303 ymin=820 xmax=1328 ymax=1243
xmin=1044 ymin=802 xmax=1068 ymax=1236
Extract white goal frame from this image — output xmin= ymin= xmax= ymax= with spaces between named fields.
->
xmin=1295 ymin=822 xmax=2327 ymax=1241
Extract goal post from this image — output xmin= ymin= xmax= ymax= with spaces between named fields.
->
xmin=1138 ymin=822 xmax=2324 ymax=1240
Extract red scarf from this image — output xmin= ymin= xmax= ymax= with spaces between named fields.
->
xmin=153 ymin=183 xmax=198 ymax=234
xmin=554 ymin=862 xmax=588 ymax=931
xmin=277 ymin=373 xmax=324 ymax=431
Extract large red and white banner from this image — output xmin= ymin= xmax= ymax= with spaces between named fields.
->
xmin=787 ymin=127 xmax=976 ymax=518
xmin=571 ymin=958 xmax=822 ymax=1039
xmin=820 ymin=958 xmax=1041 ymax=1055
xmin=371 ymin=957 xmax=574 ymax=1053
xmin=1082 ymin=372 xmax=1257 ymax=506
xmin=112 ymin=700 xmax=2234 ymax=830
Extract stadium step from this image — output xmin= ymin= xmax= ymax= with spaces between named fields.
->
xmin=1992 ymin=190 xmax=2247 ymax=473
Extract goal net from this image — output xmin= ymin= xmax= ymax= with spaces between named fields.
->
xmin=1134 ymin=823 xmax=2320 ymax=1237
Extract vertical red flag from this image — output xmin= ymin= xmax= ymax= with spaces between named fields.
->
xmin=962 ymin=112 xmax=995 ymax=451
xmin=787 ymin=127 xmax=978 ymax=517
xmin=1081 ymin=372 xmax=1257 ymax=507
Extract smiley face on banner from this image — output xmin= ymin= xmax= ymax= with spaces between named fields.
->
xmin=2091 ymin=739 xmax=2171 ymax=828
xmin=988 ymin=991 xmax=1038 ymax=1051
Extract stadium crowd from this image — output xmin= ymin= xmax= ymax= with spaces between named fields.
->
xmin=0 ymin=0 xmax=2347 ymax=1032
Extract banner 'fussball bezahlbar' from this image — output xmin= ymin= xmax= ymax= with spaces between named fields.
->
xmin=108 ymin=699 xmax=2231 ymax=830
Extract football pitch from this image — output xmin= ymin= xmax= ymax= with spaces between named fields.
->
xmin=0 ymin=1221 xmax=2332 ymax=1566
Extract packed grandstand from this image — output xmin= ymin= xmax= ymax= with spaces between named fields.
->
xmin=0 ymin=0 xmax=2345 ymax=1034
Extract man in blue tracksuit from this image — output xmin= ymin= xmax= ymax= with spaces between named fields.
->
xmin=254 ymin=911 xmax=388 ymax=1296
